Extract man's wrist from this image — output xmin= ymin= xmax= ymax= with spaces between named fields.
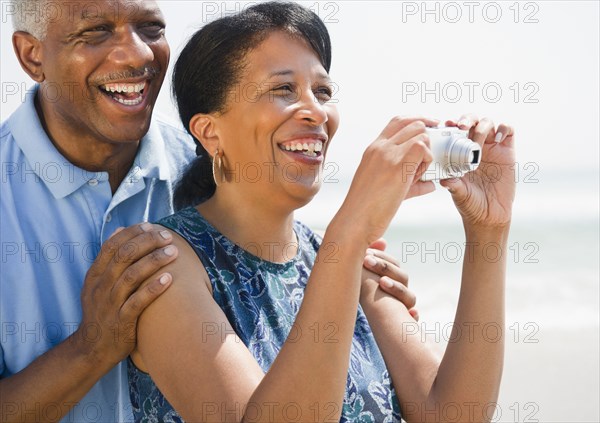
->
xmin=68 ymin=327 xmax=118 ymax=375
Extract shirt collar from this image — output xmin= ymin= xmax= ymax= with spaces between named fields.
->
xmin=132 ymin=117 xmax=171 ymax=182
xmin=8 ymin=85 xmax=170 ymax=199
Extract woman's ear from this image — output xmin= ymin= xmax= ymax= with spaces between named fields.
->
xmin=189 ymin=113 xmax=220 ymax=157
xmin=12 ymin=31 xmax=45 ymax=82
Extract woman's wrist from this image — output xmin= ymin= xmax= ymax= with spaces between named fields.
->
xmin=463 ymin=221 xmax=511 ymax=244
xmin=326 ymin=214 xmax=372 ymax=253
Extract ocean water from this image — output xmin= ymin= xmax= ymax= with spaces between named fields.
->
xmin=296 ymin=168 xmax=600 ymax=422
xmin=296 ymin=167 xmax=599 ymax=330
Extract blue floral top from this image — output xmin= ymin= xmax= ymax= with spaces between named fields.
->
xmin=128 ymin=206 xmax=401 ymax=422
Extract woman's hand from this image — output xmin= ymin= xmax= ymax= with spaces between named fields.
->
xmin=335 ymin=116 xmax=438 ymax=245
xmin=440 ymin=115 xmax=516 ymax=229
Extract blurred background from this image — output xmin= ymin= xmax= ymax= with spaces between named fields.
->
xmin=2 ymin=1 xmax=598 ymax=421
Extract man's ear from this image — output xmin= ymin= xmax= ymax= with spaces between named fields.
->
xmin=189 ymin=113 xmax=221 ymax=157
xmin=12 ymin=31 xmax=45 ymax=82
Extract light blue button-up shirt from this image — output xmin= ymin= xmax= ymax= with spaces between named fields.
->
xmin=0 ymin=88 xmax=195 ymax=422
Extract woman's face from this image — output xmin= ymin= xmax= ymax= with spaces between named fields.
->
xmin=213 ymin=30 xmax=340 ymax=209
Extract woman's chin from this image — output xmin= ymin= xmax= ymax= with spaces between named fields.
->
xmin=283 ymin=180 xmax=322 ymax=209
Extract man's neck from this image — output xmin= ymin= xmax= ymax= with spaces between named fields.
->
xmin=35 ymin=94 xmax=139 ymax=194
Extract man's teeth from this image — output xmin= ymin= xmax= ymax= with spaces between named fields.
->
xmin=100 ymin=82 xmax=146 ymax=106
xmin=114 ymin=97 xmax=143 ymax=106
xmin=282 ymin=141 xmax=323 ymax=157
xmin=101 ymin=82 xmax=145 ymax=94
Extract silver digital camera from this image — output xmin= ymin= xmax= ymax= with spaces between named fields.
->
xmin=420 ymin=127 xmax=481 ymax=181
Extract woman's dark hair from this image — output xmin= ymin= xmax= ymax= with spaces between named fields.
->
xmin=172 ymin=1 xmax=332 ymax=209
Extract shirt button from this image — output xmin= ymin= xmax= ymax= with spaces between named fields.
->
xmin=88 ymin=178 xmax=99 ymax=186
xmin=106 ymin=213 xmax=112 ymax=223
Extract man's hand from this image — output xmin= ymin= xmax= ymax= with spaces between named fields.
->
xmin=75 ymin=222 xmax=178 ymax=366
xmin=361 ymin=239 xmax=419 ymax=321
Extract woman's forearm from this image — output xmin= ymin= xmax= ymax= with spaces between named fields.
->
xmin=361 ymin=224 xmax=510 ymax=423
xmin=246 ymin=221 xmax=369 ymax=421
xmin=430 ymin=225 xmax=509 ymax=419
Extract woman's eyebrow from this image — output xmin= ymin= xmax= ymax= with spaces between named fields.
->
xmin=267 ymin=69 xmax=294 ymax=78
xmin=266 ymin=69 xmax=331 ymax=81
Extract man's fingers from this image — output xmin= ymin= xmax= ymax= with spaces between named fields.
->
xmin=87 ymin=223 xmax=154 ymax=279
xmin=119 ymin=273 xmax=173 ymax=322
xmin=363 ymin=253 xmax=407 ymax=286
xmin=109 ymin=226 xmax=126 ymax=239
xmin=378 ymin=277 xmax=416 ymax=309
xmin=105 ymin=226 xmax=175 ymax=282
xmin=408 ymin=308 xmax=420 ymax=322
xmin=110 ymin=244 xmax=179 ymax=303
xmin=368 ymin=238 xmax=387 ymax=251
xmin=366 ymin=248 xmax=401 ymax=267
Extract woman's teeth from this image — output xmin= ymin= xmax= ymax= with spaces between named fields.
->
xmin=281 ymin=141 xmax=323 ymax=157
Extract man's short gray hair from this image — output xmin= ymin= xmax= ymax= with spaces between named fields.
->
xmin=10 ymin=0 xmax=51 ymax=40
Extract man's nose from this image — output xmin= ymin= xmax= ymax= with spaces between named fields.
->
xmin=105 ymin=26 xmax=155 ymax=69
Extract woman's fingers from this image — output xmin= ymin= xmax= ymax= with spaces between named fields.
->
xmin=470 ymin=117 xmax=495 ymax=148
xmin=492 ymin=123 xmax=515 ymax=146
xmin=408 ymin=180 xmax=436 ymax=200
xmin=456 ymin=114 xmax=479 ymax=130
xmin=379 ymin=116 xmax=439 ymax=140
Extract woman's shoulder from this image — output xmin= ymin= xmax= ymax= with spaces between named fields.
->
xmin=156 ymin=206 xmax=220 ymax=243
xmin=293 ymin=220 xmax=323 ymax=251
xmin=157 ymin=206 xmax=204 ymax=230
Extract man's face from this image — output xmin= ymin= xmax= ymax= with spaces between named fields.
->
xmin=37 ymin=0 xmax=169 ymax=145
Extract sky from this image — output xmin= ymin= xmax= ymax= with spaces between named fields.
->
xmin=1 ymin=0 xmax=599 ymax=226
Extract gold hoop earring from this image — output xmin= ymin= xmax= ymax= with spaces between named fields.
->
xmin=212 ymin=149 xmax=224 ymax=186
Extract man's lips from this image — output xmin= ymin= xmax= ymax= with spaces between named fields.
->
xmin=97 ymin=80 xmax=151 ymax=107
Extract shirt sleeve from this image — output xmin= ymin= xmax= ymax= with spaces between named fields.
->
xmin=0 ymin=343 xmax=5 ymax=376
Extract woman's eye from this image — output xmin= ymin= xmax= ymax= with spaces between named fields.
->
xmin=271 ymin=84 xmax=299 ymax=101
xmin=273 ymin=84 xmax=293 ymax=92
xmin=315 ymin=86 xmax=333 ymax=102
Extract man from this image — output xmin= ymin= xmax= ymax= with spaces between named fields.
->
xmin=1 ymin=1 xmax=195 ymax=421
xmin=1 ymin=1 xmax=417 ymax=422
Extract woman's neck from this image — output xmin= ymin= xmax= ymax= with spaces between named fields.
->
xmin=196 ymin=188 xmax=298 ymax=263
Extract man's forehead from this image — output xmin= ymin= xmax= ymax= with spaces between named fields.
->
xmin=52 ymin=0 xmax=162 ymax=23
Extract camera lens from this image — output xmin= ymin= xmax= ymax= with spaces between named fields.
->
xmin=448 ymin=138 xmax=481 ymax=172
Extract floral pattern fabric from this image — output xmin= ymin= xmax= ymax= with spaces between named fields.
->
xmin=128 ymin=206 xmax=401 ymax=422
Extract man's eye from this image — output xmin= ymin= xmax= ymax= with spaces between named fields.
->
xmin=84 ymin=25 xmax=109 ymax=33
xmin=140 ymin=22 xmax=166 ymax=37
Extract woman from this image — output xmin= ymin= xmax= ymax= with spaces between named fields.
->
xmin=129 ymin=2 xmax=515 ymax=422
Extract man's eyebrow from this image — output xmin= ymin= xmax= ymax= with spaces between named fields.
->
xmin=80 ymin=6 xmax=164 ymax=21
xmin=139 ymin=7 xmax=165 ymax=19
